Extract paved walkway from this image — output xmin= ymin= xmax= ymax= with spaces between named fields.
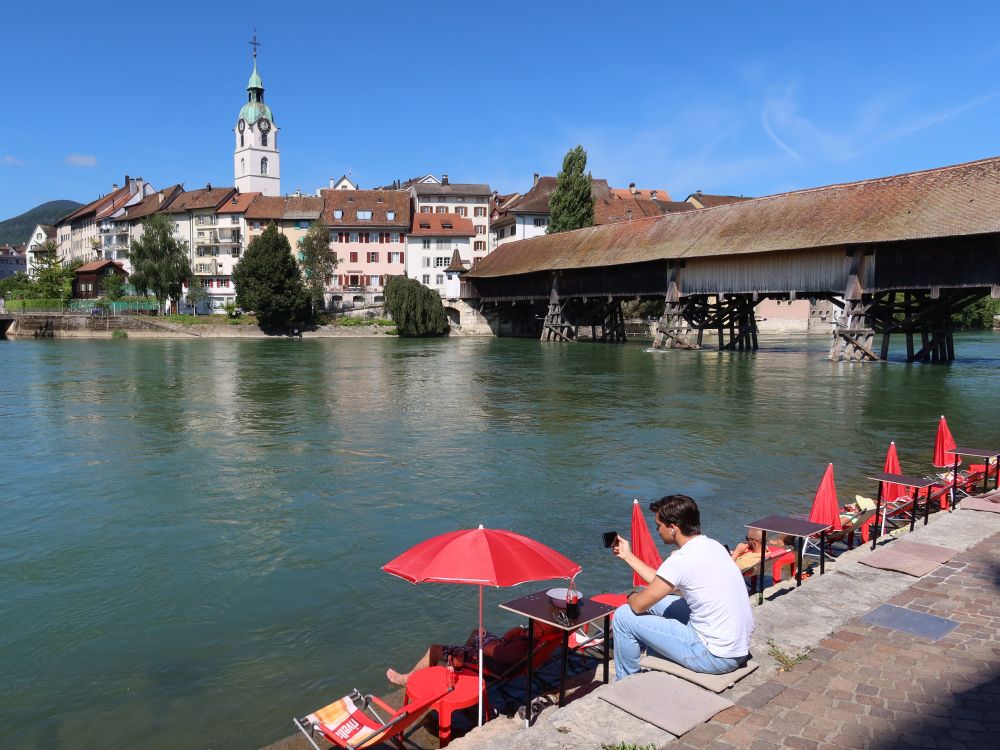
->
xmin=448 ymin=506 xmax=1000 ymax=750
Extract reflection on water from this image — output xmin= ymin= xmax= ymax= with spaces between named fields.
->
xmin=1 ymin=333 xmax=999 ymax=749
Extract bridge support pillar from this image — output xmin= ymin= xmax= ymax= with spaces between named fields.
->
xmin=654 ymin=262 xmax=700 ymax=349
xmin=540 ymin=278 xmax=575 ymax=342
xmin=867 ymin=289 xmax=983 ymax=362
xmin=830 ymin=249 xmax=880 ymax=361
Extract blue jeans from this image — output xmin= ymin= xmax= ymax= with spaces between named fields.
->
xmin=613 ymin=596 xmax=746 ymax=679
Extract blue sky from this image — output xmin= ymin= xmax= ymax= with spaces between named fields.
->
xmin=3 ymin=2 xmax=1000 ymax=218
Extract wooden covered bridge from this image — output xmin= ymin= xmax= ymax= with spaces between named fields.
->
xmin=462 ymin=156 xmax=1000 ymax=361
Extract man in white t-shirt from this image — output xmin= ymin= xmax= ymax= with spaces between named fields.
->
xmin=611 ymin=494 xmax=754 ymax=678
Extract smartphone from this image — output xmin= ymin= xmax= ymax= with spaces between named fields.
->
xmin=603 ymin=531 xmax=619 ymax=548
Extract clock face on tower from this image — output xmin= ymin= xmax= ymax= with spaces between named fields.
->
xmin=237 ymin=119 xmax=246 ymax=133
xmin=259 ymin=119 xmax=271 ymax=134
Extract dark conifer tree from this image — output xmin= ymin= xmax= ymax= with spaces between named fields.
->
xmin=547 ymin=145 xmax=594 ymax=233
xmin=232 ymin=222 xmax=310 ymax=328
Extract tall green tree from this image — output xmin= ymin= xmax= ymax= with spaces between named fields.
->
xmin=384 ymin=275 xmax=449 ymax=337
xmin=232 ymin=222 xmax=310 ymax=328
xmin=130 ymin=214 xmax=190 ymax=313
xmin=31 ymin=242 xmax=74 ymax=300
xmin=298 ymin=221 xmax=337 ymax=313
xmin=547 ymin=145 xmax=594 ymax=234
xmin=102 ymin=273 xmax=126 ymax=301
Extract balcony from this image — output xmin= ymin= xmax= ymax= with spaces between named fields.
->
xmin=98 ymin=224 xmax=129 ymax=236
xmin=216 ymin=230 xmax=241 ymax=245
xmin=194 ymin=217 xmax=218 ymax=227
xmin=196 ymin=231 xmax=218 ymax=244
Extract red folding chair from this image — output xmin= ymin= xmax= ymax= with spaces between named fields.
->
xmin=294 ymin=686 xmax=450 ymax=750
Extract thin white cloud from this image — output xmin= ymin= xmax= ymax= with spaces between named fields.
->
xmin=2 ymin=155 xmax=24 ymax=166
xmin=760 ymin=107 xmax=802 ymax=164
xmin=65 ymin=154 xmax=97 ymax=167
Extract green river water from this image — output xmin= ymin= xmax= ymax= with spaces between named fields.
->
xmin=2 ymin=333 xmax=999 ymax=749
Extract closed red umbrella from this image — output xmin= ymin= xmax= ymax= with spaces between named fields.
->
xmin=630 ymin=499 xmax=663 ymax=588
xmin=808 ymin=463 xmax=842 ymax=532
xmin=882 ymin=441 xmax=908 ymax=503
xmin=933 ymin=415 xmax=959 ymax=468
xmin=383 ymin=526 xmax=580 ymax=726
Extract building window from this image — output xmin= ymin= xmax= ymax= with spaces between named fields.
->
xmin=367 ymin=251 xmax=379 ymax=263
xmin=240 ymin=133 xmax=245 ymax=147
xmin=422 ymin=257 xmax=431 ymax=268
xmin=435 ymin=274 xmax=444 ymax=285
xmin=475 ymin=225 xmax=486 ymax=235
xmin=358 ymin=233 xmax=371 ymax=243
xmin=338 ymin=232 xmax=349 ymax=243
xmin=261 ymin=132 xmax=268 ymax=147
xmin=386 ymin=211 xmax=396 ymax=220
xmin=389 ymin=251 xmax=402 ymax=263
xmin=357 ymin=210 xmax=373 ymax=220
xmin=435 ymin=256 xmax=450 ymax=268
xmin=333 ymin=209 xmax=343 ymax=220
xmin=474 ymin=206 xmax=487 ymax=217
xmin=454 ymin=206 xmax=467 ymax=217
xmin=474 ymin=241 xmax=485 ymax=251
xmin=349 ymin=252 xmax=358 ymax=263
xmin=422 ymin=239 xmax=431 ymax=249
xmin=420 ymin=206 xmax=431 ymax=213
xmin=370 ymin=275 xmax=380 ymax=286
xmin=298 ymin=220 xmax=309 ymax=230
xmin=391 ymin=233 xmax=400 ymax=242
xmin=261 ymin=157 xmax=268 ymax=175
xmin=476 ymin=197 xmax=487 ymax=203
xmin=533 ymin=217 xmax=548 ymax=227
xmin=378 ymin=232 xmax=390 ymax=243
xmin=435 ymin=206 xmax=447 ymax=214
xmin=421 ymin=274 xmax=430 ymax=284
xmin=241 ymin=158 xmax=245 ymax=174
xmin=509 ymin=226 xmax=517 ymax=237
xmin=436 ymin=239 xmax=449 ymax=249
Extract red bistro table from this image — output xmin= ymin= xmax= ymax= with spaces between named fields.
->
xmin=404 ymin=665 xmax=487 ymax=747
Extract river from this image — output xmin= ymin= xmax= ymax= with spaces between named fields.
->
xmin=2 ymin=333 xmax=998 ymax=749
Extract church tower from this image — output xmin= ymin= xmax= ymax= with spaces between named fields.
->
xmin=234 ymin=35 xmax=280 ymax=196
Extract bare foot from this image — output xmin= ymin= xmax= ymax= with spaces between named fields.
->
xmin=386 ymin=668 xmax=409 ymax=686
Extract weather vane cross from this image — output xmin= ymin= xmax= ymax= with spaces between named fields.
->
xmin=249 ymin=28 xmax=261 ymax=60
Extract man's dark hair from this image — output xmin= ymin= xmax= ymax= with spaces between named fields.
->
xmin=649 ymin=494 xmax=701 ymax=536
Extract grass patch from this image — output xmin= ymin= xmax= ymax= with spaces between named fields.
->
xmin=111 ymin=329 xmax=128 ymax=339
xmin=335 ymin=316 xmax=394 ymax=327
xmin=163 ymin=314 xmax=259 ymax=326
xmin=767 ymin=638 xmax=808 ymax=670
xmin=384 ymin=328 xmax=398 ymax=336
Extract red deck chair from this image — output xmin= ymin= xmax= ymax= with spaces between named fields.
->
xmin=568 ymin=592 xmax=628 ymax=653
xmin=294 ymin=686 xmax=450 ymax=750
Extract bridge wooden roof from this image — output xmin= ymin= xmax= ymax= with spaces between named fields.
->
xmin=466 ymin=155 xmax=1000 ymax=278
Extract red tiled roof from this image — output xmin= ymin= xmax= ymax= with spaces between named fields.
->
xmin=164 ymin=187 xmax=237 ymax=213
xmin=74 ymin=259 xmax=125 ymax=274
xmin=410 ymin=213 xmax=475 ymax=236
xmin=321 ymin=189 xmax=411 ymax=227
xmin=217 ymin=191 xmax=260 ymax=214
xmin=282 ymin=196 xmax=324 ymax=220
xmin=611 ymin=187 xmax=673 ymax=201
xmin=467 ymin=154 xmax=1000 ymax=278
xmin=61 ymin=184 xmax=132 ymax=224
xmin=121 ymin=185 xmax=184 ymax=222
xmin=244 ymin=195 xmax=287 ymax=220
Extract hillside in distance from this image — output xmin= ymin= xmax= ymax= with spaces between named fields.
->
xmin=0 ymin=200 xmax=82 ymax=246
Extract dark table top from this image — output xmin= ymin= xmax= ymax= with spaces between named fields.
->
xmin=867 ymin=472 xmax=939 ymax=488
xmin=951 ymin=447 xmax=1000 ymax=459
xmin=746 ymin=514 xmax=831 ymax=537
xmin=498 ymin=589 xmax=617 ymax=631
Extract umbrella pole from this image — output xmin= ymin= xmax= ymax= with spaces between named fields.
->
xmin=478 ymin=585 xmax=484 ymax=727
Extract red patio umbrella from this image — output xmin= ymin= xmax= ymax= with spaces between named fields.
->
xmin=808 ymin=463 xmax=842 ymax=532
xmin=630 ymin=499 xmax=663 ymax=588
xmin=382 ymin=525 xmax=580 ymax=726
xmin=881 ymin=441 xmax=908 ymax=503
xmin=933 ymin=415 xmax=960 ymax=468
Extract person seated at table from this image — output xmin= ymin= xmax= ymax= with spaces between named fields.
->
xmin=611 ymin=495 xmax=754 ymax=678
xmin=386 ymin=622 xmax=555 ymax=686
xmin=730 ymin=528 xmax=788 ymax=563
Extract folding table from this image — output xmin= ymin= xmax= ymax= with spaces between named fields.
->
xmin=498 ymin=590 xmax=616 ymax=726
xmin=950 ymin=446 xmax=1000 ymax=498
xmin=868 ymin=472 xmax=939 ymax=549
xmin=745 ymin=515 xmax=830 ymax=604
